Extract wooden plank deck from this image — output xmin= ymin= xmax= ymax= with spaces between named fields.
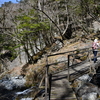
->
xmin=50 ymin=78 xmax=77 ymax=100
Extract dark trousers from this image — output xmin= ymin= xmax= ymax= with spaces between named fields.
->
xmin=93 ymin=51 xmax=98 ymax=63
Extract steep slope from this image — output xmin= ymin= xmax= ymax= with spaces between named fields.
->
xmin=8 ymin=38 xmax=92 ymax=78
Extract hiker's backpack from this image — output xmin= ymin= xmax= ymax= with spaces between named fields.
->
xmin=92 ymin=42 xmax=98 ymax=49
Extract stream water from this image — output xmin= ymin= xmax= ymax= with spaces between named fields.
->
xmin=0 ymin=86 xmax=16 ymax=100
xmin=0 ymin=87 xmax=37 ymax=100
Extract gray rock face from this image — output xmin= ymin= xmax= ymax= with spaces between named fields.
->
xmin=20 ymin=98 xmax=33 ymax=100
xmin=72 ymin=74 xmax=99 ymax=100
xmin=72 ymin=74 xmax=100 ymax=100
xmin=78 ymin=74 xmax=92 ymax=85
xmin=77 ymin=83 xmax=98 ymax=97
xmin=0 ymin=76 xmax=26 ymax=90
xmin=92 ymin=21 xmax=100 ymax=33
xmin=8 ymin=52 xmax=28 ymax=70
xmin=82 ymin=92 xmax=97 ymax=100
xmin=0 ymin=51 xmax=28 ymax=71
xmin=72 ymin=74 xmax=92 ymax=92
xmin=0 ymin=81 xmax=15 ymax=90
xmin=57 ymin=56 xmax=68 ymax=62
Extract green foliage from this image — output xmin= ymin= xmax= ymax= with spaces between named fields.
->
xmin=17 ymin=16 xmax=50 ymax=31
xmin=14 ymin=8 xmax=51 ymax=62
xmin=30 ymin=23 xmax=40 ymax=29
xmin=88 ymin=0 xmax=94 ymax=4
xmin=13 ymin=44 xmax=23 ymax=49
xmin=39 ymin=22 xmax=50 ymax=30
xmin=17 ymin=9 xmax=50 ymax=31
xmin=97 ymin=5 xmax=100 ymax=14
xmin=28 ymin=9 xmax=35 ymax=15
xmin=18 ymin=8 xmax=24 ymax=13
xmin=16 ymin=9 xmax=50 ymax=43
xmin=19 ymin=0 xmax=28 ymax=3
xmin=74 ymin=5 xmax=82 ymax=16
xmin=0 ymin=31 xmax=18 ymax=61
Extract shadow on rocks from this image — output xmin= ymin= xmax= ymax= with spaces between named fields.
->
xmin=0 ymin=86 xmax=15 ymax=100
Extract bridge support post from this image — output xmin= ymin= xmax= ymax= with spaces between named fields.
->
xmin=68 ymin=55 xmax=70 ymax=81
xmin=88 ymin=50 xmax=96 ymax=74
xmin=45 ymin=55 xmax=49 ymax=100
xmin=45 ymin=65 xmax=49 ymax=100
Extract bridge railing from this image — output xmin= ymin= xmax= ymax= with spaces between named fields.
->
xmin=45 ymin=47 xmax=100 ymax=100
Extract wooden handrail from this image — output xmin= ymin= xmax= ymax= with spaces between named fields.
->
xmin=47 ymin=47 xmax=92 ymax=57
xmin=69 ymin=48 xmax=100 ymax=56
xmin=45 ymin=47 xmax=100 ymax=100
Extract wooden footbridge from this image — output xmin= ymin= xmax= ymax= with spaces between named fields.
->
xmin=44 ymin=47 xmax=100 ymax=100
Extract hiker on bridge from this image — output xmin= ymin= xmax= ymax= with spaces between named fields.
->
xmin=92 ymin=38 xmax=100 ymax=63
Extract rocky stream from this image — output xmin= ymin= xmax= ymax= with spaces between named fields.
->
xmin=0 ymin=66 xmax=100 ymax=100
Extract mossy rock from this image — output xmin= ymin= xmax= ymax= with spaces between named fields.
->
xmin=80 ymin=55 xmax=87 ymax=61
xmin=75 ymin=49 xmax=80 ymax=54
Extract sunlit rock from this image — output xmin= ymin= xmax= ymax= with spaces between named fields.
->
xmin=72 ymin=74 xmax=92 ymax=92
xmin=77 ymin=83 xmax=98 ymax=97
xmin=0 ymin=81 xmax=15 ymax=90
xmin=0 ymin=75 xmax=26 ymax=90
xmin=16 ymin=88 xmax=33 ymax=95
xmin=57 ymin=56 xmax=68 ymax=62
xmin=20 ymin=98 xmax=33 ymax=100
xmin=82 ymin=92 xmax=97 ymax=100
xmin=10 ymin=76 xmax=26 ymax=88
xmin=78 ymin=74 xmax=92 ymax=83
